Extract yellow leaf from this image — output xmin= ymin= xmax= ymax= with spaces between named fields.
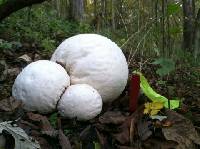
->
xmin=144 ymin=102 xmax=150 ymax=108
xmin=150 ymin=109 xmax=160 ymax=116
xmin=151 ymin=102 xmax=164 ymax=110
xmin=144 ymin=108 xmax=149 ymax=114
xmin=143 ymin=102 xmax=164 ymax=115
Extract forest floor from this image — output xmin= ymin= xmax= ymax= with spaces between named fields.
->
xmin=0 ymin=42 xmax=200 ymax=149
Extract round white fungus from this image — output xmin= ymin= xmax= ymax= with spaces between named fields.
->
xmin=57 ymin=84 xmax=102 ymax=121
xmin=12 ymin=60 xmax=70 ymax=113
xmin=51 ymin=34 xmax=128 ymax=103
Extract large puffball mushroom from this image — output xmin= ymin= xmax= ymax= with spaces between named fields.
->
xmin=57 ymin=84 xmax=102 ymax=121
xmin=12 ymin=60 xmax=70 ymax=113
xmin=51 ymin=34 xmax=128 ymax=103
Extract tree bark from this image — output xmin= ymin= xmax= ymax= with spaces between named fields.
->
xmin=93 ymin=0 xmax=101 ymax=31
xmin=194 ymin=8 xmax=200 ymax=59
xmin=111 ymin=0 xmax=115 ymax=30
xmin=69 ymin=0 xmax=84 ymax=22
xmin=0 ymin=0 xmax=47 ymax=22
xmin=182 ymin=0 xmax=195 ymax=52
xmin=54 ymin=0 xmax=69 ymax=19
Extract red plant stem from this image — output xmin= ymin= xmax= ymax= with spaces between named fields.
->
xmin=129 ymin=74 xmax=140 ymax=112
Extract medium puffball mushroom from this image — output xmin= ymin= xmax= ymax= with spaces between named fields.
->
xmin=12 ymin=60 xmax=70 ymax=113
xmin=51 ymin=34 xmax=128 ymax=103
xmin=57 ymin=84 xmax=102 ymax=120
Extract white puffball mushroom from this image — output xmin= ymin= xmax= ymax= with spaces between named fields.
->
xmin=51 ymin=34 xmax=128 ymax=103
xmin=12 ymin=60 xmax=70 ymax=113
xmin=57 ymin=84 xmax=102 ymax=121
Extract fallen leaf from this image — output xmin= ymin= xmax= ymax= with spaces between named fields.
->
xmin=99 ymin=111 xmax=126 ymax=125
xmin=26 ymin=113 xmax=56 ymax=137
xmin=162 ymin=110 xmax=200 ymax=149
xmin=0 ymin=121 xmax=40 ymax=149
xmin=150 ymin=102 xmax=164 ymax=110
xmin=161 ymin=119 xmax=173 ymax=127
xmin=18 ymin=120 xmax=40 ymax=133
xmin=150 ymin=109 xmax=160 ymax=116
xmin=117 ymin=145 xmax=137 ymax=149
xmin=0 ymin=60 xmax=8 ymax=81
xmin=137 ymin=119 xmax=152 ymax=141
xmin=95 ymin=128 xmax=110 ymax=149
xmin=3 ymin=68 xmax=20 ymax=79
xmin=150 ymin=115 xmax=167 ymax=121
xmin=144 ymin=138 xmax=178 ymax=149
xmin=58 ymin=129 xmax=72 ymax=149
xmin=31 ymin=136 xmax=53 ymax=149
xmin=144 ymin=102 xmax=164 ymax=116
xmin=113 ymin=108 xmax=144 ymax=145
xmin=80 ymin=125 xmax=96 ymax=142
xmin=18 ymin=54 xmax=32 ymax=63
xmin=0 ymin=97 xmax=22 ymax=112
xmin=34 ymin=54 xmax=41 ymax=61
xmin=111 ymin=116 xmax=132 ymax=145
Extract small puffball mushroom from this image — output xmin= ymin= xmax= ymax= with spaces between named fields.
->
xmin=51 ymin=34 xmax=128 ymax=103
xmin=12 ymin=60 xmax=70 ymax=113
xmin=57 ymin=84 xmax=102 ymax=121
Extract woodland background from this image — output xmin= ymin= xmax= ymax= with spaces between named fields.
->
xmin=0 ymin=0 xmax=200 ymax=149
xmin=0 ymin=0 xmax=200 ymax=63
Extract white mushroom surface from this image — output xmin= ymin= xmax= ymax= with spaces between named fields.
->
xmin=57 ymin=84 xmax=102 ymax=121
xmin=12 ymin=60 xmax=70 ymax=113
xmin=51 ymin=34 xmax=128 ymax=103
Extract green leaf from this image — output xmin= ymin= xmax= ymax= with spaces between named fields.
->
xmin=0 ymin=39 xmax=13 ymax=50
xmin=167 ymin=3 xmax=181 ymax=15
xmin=49 ymin=113 xmax=58 ymax=128
xmin=169 ymin=27 xmax=182 ymax=35
xmin=152 ymin=58 xmax=175 ymax=77
xmin=93 ymin=142 xmax=101 ymax=149
xmin=133 ymin=72 xmax=180 ymax=109
xmin=164 ymin=100 xmax=180 ymax=109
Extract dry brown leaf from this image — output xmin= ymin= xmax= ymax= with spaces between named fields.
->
xmin=33 ymin=137 xmax=53 ymax=149
xmin=26 ymin=113 xmax=56 ymax=137
xmin=117 ymin=145 xmax=137 ymax=149
xmin=3 ymin=67 xmax=20 ymax=78
xmin=162 ymin=110 xmax=200 ymax=149
xmin=58 ymin=129 xmax=72 ymax=149
xmin=95 ymin=128 xmax=110 ymax=148
xmin=144 ymin=138 xmax=178 ymax=149
xmin=0 ymin=97 xmax=22 ymax=112
xmin=18 ymin=54 xmax=32 ymax=63
xmin=99 ymin=111 xmax=126 ymax=125
xmin=137 ymin=119 xmax=152 ymax=141
xmin=112 ymin=118 xmax=131 ymax=145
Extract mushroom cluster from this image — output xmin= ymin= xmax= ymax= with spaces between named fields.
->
xmin=12 ymin=34 xmax=128 ymax=120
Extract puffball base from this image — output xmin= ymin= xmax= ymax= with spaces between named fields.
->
xmin=57 ymin=84 xmax=102 ymax=121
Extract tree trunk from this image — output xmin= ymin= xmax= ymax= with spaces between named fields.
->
xmin=93 ymin=0 xmax=101 ymax=31
xmin=111 ymin=0 xmax=115 ymax=30
xmin=54 ymin=0 xmax=69 ymax=19
xmin=101 ymin=0 xmax=105 ymax=27
xmin=69 ymin=0 xmax=84 ymax=22
xmin=0 ymin=0 xmax=47 ymax=22
xmin=116 ymin=0 xmax=123 ymax=28
xmin=194 ymin=8 xmax=200 ymax=59
xmin=182 ymin=0 xmax=195 ymax=52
